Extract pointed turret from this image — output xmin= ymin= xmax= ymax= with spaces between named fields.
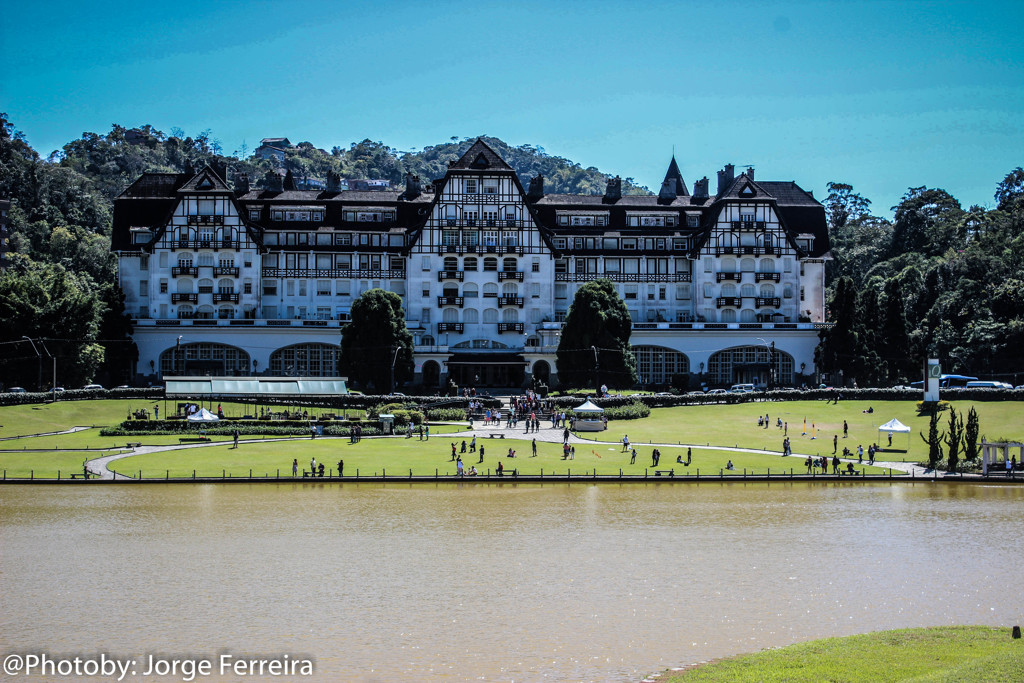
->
xmin=663 ymin=155 xmax=689 ymax=197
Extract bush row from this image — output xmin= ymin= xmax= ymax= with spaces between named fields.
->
xmin=111 ymin=419 xmax=374 ymax=433
xmin=100 ymin=424 xmax=383 ymax=437
xmin=0 ymin=387 xmax=164 ymax=406
xmin=425 ymin=407 xmax=468 ymax=422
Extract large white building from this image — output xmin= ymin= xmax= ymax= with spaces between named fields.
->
xmin=112 ymin=140 xmax=831 ymax=389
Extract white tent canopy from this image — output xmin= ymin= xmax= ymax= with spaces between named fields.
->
xmin=186 ymin=407 xmax=220 ymax=422
xmin=573 ymin=400 xmax=604 ymax=414
xmin=878 ymin=418 xmax=911 ymax=433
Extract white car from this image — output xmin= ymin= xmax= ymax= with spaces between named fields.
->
xmin=707 ymin=389 xmax=728 ymax=395
xmin=82 ymin=384 xmax=104 ymax=390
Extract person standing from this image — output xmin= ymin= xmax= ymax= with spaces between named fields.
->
xmin=623 ymin=434 xmax=630 ymax=452
xmin=154 ymin=405 xmax=159 ymax=420
xmin=833 ymin=434 xmax=838 ymax=454
xmin=857 ymin=445 xmax=864 ymax=464
xmin=232 ymin=429 xmax=239 ymax=449
xmin=338 ymin=459 xmax=344 ymax=477
xmin=630 ymin=448 xmax=637 ymax=465
xmin=292 ymin=459 xmax=298 ymax=477
xmin=532 ymin=439 xmax=538 ymax=457
xmin=843 ymin=420 xmax=849 ymax=438
xmin=457 ymin=457 xmax=464 ymax=477
xmin=470 ymin=435 xmax=477 ymax=453
xmin=310 ymin=457 xmax=316 ymax=476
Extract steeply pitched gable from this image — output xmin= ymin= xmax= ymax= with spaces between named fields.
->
xmin=449 ymin=138 xmax=513 ymax=171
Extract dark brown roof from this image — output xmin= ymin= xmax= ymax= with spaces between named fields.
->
xmin=448 ymin=138 xmax=513 ymax=171
xmin=663 ymin=156 xmax=689 ymax=196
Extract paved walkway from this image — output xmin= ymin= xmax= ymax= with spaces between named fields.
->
xmin=82 ymin=422 xmax=928 ymax=480
xmin=0 ymin=425 xmax=91 ymax=442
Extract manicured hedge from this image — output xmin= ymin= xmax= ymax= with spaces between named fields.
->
xmin=100 ymin=422 xmax=382 ymax=437
xmin=0 ymin=387 xmax=164 ymax=407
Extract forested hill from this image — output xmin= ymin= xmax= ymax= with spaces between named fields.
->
xmin=1 ymin=113 xmax=1022 ymax=388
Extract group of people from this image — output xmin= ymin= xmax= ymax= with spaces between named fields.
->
xmin=292 ymin=457 xmax=344 ymax=478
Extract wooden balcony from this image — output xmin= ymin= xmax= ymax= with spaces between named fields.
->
xmin=756 ymin=297 xmax=782 ymax=308
xmin=438 ymin=270 xmax=465 ymax=282
xmin=497 ymin=271 xmax=524 ymax=281
xmin=715 ymin=297 xmax=741 ymax=308
xmin=213 ymin=292 xmax=239 ymax=303
xmin=437 ymin=296 xmax=464 ymax=307
xmin=716 ymin=272 xmax=742 ymax=282
xmin=187 ymin=215 xmax=224 ymax=225
xmin=497 ymin=322 xmax=524 ymax=333
xmin=171 ymin=266 xmax=198 ymax=277
xmin=171 ymin=293 xmax=198 ymax=304
xmin=498 ymin=296 xmax=524 ymax=308
xmin=755 ymin=272 xmax=781 ymax=282
xmin=437 ymin=322 xmax=464 ymax=333
xmin=213 ymin=266 xmax=240 ymax=277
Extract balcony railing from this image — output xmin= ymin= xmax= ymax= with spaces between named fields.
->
xmin=553 ymin=272 xmax=691 ymax=283
xmin=716 ymin=297 xmax=742 ymax=308
xmin=438 ymin=270 xmax=465 ymax=282
xmin=714 ymin=245 xmax=777 ymax=256
xmin=716 ymin=272 xmax=742 ymax=282
xmin=213 ymin=266 xmax=240 ymax=277
xmin=173 ymin=239 xmax=240 ymax=250
xmin=755 ymin=272 xmax=781 ymax=282
xmin=171 ymin=266 xmax=198 ymax=277
xmin=213 ymin=292 xmax=239 ymax=303
xmin=437 ymin=296 xmax=464 ymax=307
xmin=730 ymin=220 xmax=766 ymax=231
xmin=261 ymin=268 xmax=403 ymax=279
xmin=498 ymin=296 xmax=524 ymax=308
xmin=438 ymin=322 xmax=464 ymax=333
xmin=755 ymin=297 xmax=782 ymax=308
xmin=497 ymin=322 xmax=524 ymax=333
xmin=171 ymin=293 xmax=198 ymax=304
xmin=187 ymin=215 xmax=224 ymax=225
xmin=497 ymin=271 xmax=524 ymax=281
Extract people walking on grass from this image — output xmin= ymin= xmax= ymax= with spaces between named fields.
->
xmin=232 ymin=429 xmax=239 ymax=449
xmin=497 ymin=460 xmax=504 ymax=476
xmin=479 ymin=445 xmax=485 ymax=463
xmin=563 ymin=428 xmax=570 ymax=445
xmin=832 ymin=455 xmax=840 ymax=474
xmin=292 ymin=459 xmax=298 ymax=477
xmin=833 ymin=434 xmax=838 ymax=454
xmin=338 ymin=459 xmax=344 ymax=477
xmin=858 ymin=445 xmax=864 ymax=464
xmin=470 ymin=436 xmax=477 ymax=453
xmin=451 ymin=443 xmax=457 ymax=461
xmin=630 ymin=448 xmax=637 ymax=465
xmin=532 ymin=439 xmax=537 ymax=457
xmin=843 ymin=420 xmax=849 ymax=438
xmin=869 ymin=446 xmax=875 ymax=465
xmin=623 ymin=434 xmax=630 ymax=452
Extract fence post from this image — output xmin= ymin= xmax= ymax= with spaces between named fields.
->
xmin=193 ymin=469 xmax=196 ymax=479
xmin=58 ymin=470 xmax=61 ymax=480
xmin=166 ymin=470 xmax=169 ymax=480
xmin=31 ymin=470 xmax=34 ymax=480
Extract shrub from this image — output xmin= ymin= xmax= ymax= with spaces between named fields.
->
xmin=426 ymin=407 xmax=467 ymax=421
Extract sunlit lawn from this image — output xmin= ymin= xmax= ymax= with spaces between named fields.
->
xmin=0 ymin=451 xmax=112 ymax=479
xmin=592 ymin=399 xmax=1024 ymax=463
xmin=107 ymin=434 xmax=897 ymax=479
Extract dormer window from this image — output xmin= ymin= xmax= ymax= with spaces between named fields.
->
xmin=687 ymin=215 xmax=700 ymax=227
xmin=482 ymin=179 xmax=498 ymax=194
xmin=249 ymin=209 xmax=260 ymax=221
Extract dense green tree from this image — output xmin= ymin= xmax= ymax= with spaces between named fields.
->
xmin=556 ymin=279 xmax=637 ymax=390
xmin=825 ymin=182 xmax=872 ymax=230
xmin=919 ymin=412 xmax=945 ymax=470
xmin=816 ymin=276 xmax=862 ymax=385
xmin=890 ymin=186 xmax=965 ymax=258
xmin=944 ymin=407 xmax=964 ymax=473
xmin=964 ymin=407 xmax=980 ymax=462
xmin=879 ymin=277 xmax=914 ymax=382
xmin=338 ymin=289 xmax=414 ymax=392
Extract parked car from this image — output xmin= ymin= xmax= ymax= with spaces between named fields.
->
xmin=115 ymin=385 xmax=131 ymax=389
xmin=729 ymin=383 xmax=755 ymax=393
xmin=707 ymin=389 xmax=728 ymax=395
xmin=6 ymin=387 xmax=27 ymax=393
xmin=966 ymin=381 xmax=1013 ymax=389
xmin=81 ymin=384 xmax=104 ymax=390
xmin=52 ymin=387 xmax=65 ymax=392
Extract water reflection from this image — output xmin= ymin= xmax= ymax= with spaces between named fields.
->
xmin=1 ymin=482 xmax=1022 ymax=682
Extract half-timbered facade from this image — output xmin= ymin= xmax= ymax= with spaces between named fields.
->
xmin=111 ymin=140 xmax=830 ymax=389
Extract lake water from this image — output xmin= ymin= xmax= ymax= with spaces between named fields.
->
xmin=2 ymin=482 xmax=1023 ymax=682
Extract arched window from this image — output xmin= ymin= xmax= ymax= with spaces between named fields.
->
xmin=531 ymin=360 xmax=550 ymax=384
xmin=707 ymin=345 xmax=795 ymax=386
xmin=740 ymin=309 xmax=756 ymax=322
xmin=741 ymin=284 xmax=756 ymax=298
xmin=502 ymin=308 xmax=519 ymax=322
xmin=721 ymin=309 xmax=736 ymax=322
xmin=443 ymin=308 xmax=459 ymax=322
xmin=420 ymin=335 xmax=435 ymax=346
xmin=760 ymin=284 xmax=775 ymax=298
xmin=740 ymin=258 xmax=755 ymax=272
xmin=502 ymin=257 xmax=517 ymax=271
xmin=721 ymin=284 xmax=737 ymax=298
xmin=463 ymin=308 xmax=479 ymax=323
xmin=759 ymin=258 xmax=774 ymax=273
xmin=218 ymin=279 xmax=234 ymax=293
xmin=502 ymin=282 xmax=519 ymax=296
xmin=463 ymin=283 xmax=479 ymax=299
xmin=269 ymin=343 xmax=340 ymax=377
xmin=159 ymin=342 xmax=251 ymax=376
xmin=483 ymin=257 xmax=498 ymax=271
xmin=483 ymin=308 xmax=498 ymax=323
xmin=176 ymin=279 xmax=193 ymax=293
xmin=177 ymin=305 xmax=194 ymax=319
xmin=421 ymin=360 xmax=440 ymax=387
xmin=633 ymin=346 xmax=689 ymax=385
xmin=444 ymin=256 xmax=458 ymax=271
xmin=442 ymin=284 xmax=459 ymax=298
xmin=464 ymin=257 xmax=478 ymax=271
xmin=196 ymin=305 xmax=214 ymax=319
xmin=199 ymin=278 xmax=214 ymax=293
xmin=218 ymin=306 xmax=234 ymax=320
xmin=483 ymin=283 xmax=499 ymax=298
xmin=722 ymin=257 xmax=737 ymax=273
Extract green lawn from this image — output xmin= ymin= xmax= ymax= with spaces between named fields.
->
xmin=0 ymin=450 xmax=113 ymax=479
xmin=665 ymin=626 xmax=1024 ymax=682
xmin=105 ymin=435 xmax=897 ymax=479
xmin=593 ymin=400 xmax=1024 ymax=464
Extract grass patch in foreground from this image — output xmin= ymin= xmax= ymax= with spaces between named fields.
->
xmin=666 ymin=626 xmax=1023 ymax=682
xmin=106 ymin=436 xmax=897 ymax=479
xmin=0 ymin=451 xmax=112 ymax=479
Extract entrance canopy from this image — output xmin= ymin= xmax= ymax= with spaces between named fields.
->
xmin=878 ymin=418 xmax=910 ymax=433
xmin=165 ymin=376 xmax=348 ymax=398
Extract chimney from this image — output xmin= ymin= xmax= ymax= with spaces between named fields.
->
xmin=717 ymin=164 xmax=735 ymax=195
xmin=746 ymin=166 xmax=755 ymax=180
xmin=326 ymin=170 xmax=341 ymax=192
xmin=527 ymin=174 xmax=545 ymax=201
xmin=658 ymin=178 xmax=677 ymax=203
xmin=234 ymin=172 xmax=250 ymax=195
xmin=183 ymin=159 xmax=195 ymax=176
xmin=693 ymin=177 xmax=709 ymax=200
xmin=282 ymin=170 xmax=297 ymax=191
xmin=604 ymin=175 xmax=622 ymax=202
xmin=403 ymin=171 xmax=421 ymax=200
xmin=211 ymin=160 xmax=228 ymax=181
xmin=264 ymin=171 xmax=283 ymax=192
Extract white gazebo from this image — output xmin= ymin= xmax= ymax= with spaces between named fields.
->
xmin=878 ymin=418 xmax=911 ymax=450
xmin=572 ymin=400 xmax=606 ymax=432
xmin=981 ymin=439 xmax=1024 ymax=476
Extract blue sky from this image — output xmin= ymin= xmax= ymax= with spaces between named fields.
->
xmin=3 ymin=0 xmax=1022 ymax=215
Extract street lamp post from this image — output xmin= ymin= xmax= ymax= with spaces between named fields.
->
xmin=591 ymin=345 xmax=600 ymax=396
xmin=755 ymin=337 xmax=775 ymax=390
xmin=22 ymin=337 xmax=41 ymax=392
xmin=40 ymin=340 xmax=56 ymax=401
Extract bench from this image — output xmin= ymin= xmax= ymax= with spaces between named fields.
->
xmin=178 ymin=437 xmax=211 ymax=443
xmin=488 ymin=434 xmax=506 ymax=439
xmin=70 ymin=473 xmax=88 ymax=479
xmin=495 ymin=468 xmax=517 ymax=477
xmin=126 ymin=442 xmax=141 ymax=448
xmin=840 ymin=468 xmax=860 ymax=476
xmin=653 ymin=470 xmax=675 ymax=477
xmin=303 ymin=470 xmax=326 ymax=478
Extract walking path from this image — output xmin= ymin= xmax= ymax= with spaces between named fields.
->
xmin=81 ymin=421 xmax=930 ymax=480
xmin=0 ymin=425 xmax=91 ymax=442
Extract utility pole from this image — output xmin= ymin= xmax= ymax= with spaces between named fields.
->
xmin=389 ymin=344 xmax=399 ymax=394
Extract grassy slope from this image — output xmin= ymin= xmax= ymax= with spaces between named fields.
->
xmin=666 ymin=626 xmax=1024 ymax=682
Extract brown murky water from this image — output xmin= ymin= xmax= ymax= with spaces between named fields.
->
xmin=2 ymin=482 xmax=1022 ymax=682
